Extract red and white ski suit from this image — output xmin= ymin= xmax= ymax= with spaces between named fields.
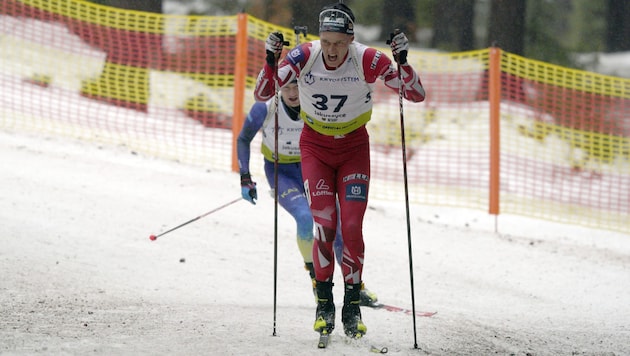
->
xmin=254 ymin=40 xmax=425 ymax=284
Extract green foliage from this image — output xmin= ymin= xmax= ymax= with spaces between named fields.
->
xmin=348 ymin=0 xmax=381 ymax=24
xmin=415 ymin=0 xmax=436 ymax=27
xmin=524 ymin=0 xmax=608 ymax=67
xmin=350 ymin=0 xmax=434 ymax=28
xmin=566 ymin=0 xmax=607 ymax=52
xmin=524 ymin=0 xmax=574 ymax=67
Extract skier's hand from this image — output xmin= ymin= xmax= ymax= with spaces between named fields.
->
xmin=389 ymin=31 xmax=409 ymax=65
xmin=265 ymin=32 xmax=287 ymax=67
xmin=240 ymin=173 xmax=257 ymax=205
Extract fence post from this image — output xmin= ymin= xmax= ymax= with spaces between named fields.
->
xmin=488 ymin=46 xmax=501 ymax=218
xmin=231 ymin=12 xmax=248 ymax=172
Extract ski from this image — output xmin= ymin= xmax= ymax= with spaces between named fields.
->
xmin=366 ymin=302 xmax=437 ymax=317
xmin=317 ymin=330 xmax=330 ymax=349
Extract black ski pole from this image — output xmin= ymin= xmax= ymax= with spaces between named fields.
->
xmin=272 ymin=33 xmax=289 ymax=337
xmin=388 ymin=29 xmax=419 ymax=349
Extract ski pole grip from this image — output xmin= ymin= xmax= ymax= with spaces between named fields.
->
xmin=386 ymin=28 xmax=401 ymax=44
xmin=294 ymin=26 xmax=308 ymax=36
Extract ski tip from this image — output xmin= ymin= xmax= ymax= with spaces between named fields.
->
xmin=368 ymin=302 xmax=437 ymax=317
xmin=370 ymin=345 xmax=389 ymax=354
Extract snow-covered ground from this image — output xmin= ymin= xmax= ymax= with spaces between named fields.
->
xmin=1 ymin=129 xmax=629 ymax=355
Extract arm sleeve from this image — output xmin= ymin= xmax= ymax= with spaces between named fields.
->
xmin=253 ymin=63 xmax=276 ymax=102
xmin=253 ymin=43 xmax=310 ymax=101
xmin=363 ymin=48 xmax=426 ymax=102
xmin=236 ymin=102 xmax=268 ymax=174
xmin=390 ymin=63 xmax=426 ymax=102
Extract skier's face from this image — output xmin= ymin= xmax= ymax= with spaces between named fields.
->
xmin=319 ymin=32 xmax=353 ymax=69
xmin=281 ymin=83 xmax=299 ymax=107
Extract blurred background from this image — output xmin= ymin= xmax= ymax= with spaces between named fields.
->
xmin=86 ymin=0 xmax=630 ymax=77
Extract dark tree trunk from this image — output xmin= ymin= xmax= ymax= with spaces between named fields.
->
xmin=487 ymin=0 xmax=526 ymax=54
xmin=379 ymin=0 xmax=417 ymax=42
xmin=291 ymin=0 xmax=330 ymax=36
xmin=458 ymin=1 xmax=475 ymax=50
xmin=605 ymin=0 xmax=630 ymax=52
xmin=431 ymin=0 xmax=475 ymax=51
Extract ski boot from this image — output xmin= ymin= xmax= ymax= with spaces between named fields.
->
xmin=342 ymin=282 xmax=367 ymax=338
xmin=313 ymin=280 xmax=335 ymax=334
xmin=359 ymin=282 xmax=379 ymax=307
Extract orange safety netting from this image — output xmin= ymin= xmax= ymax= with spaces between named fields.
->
xmin=1 ymin=0 xmax=628 ymax=233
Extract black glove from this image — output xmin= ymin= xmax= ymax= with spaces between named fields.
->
xmin=265 ymin=32 xmax=287 ymax=67
xmin=388 ymin=31 xmax=409 ymax=65
xmin=240 ymin=173 xmax=257 ymax=205
xmin=265 ymin=32 xmax=289 ymax=67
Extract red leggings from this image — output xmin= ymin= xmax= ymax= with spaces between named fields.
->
xmin=300 ymin=125 xmax=370 ymax=284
